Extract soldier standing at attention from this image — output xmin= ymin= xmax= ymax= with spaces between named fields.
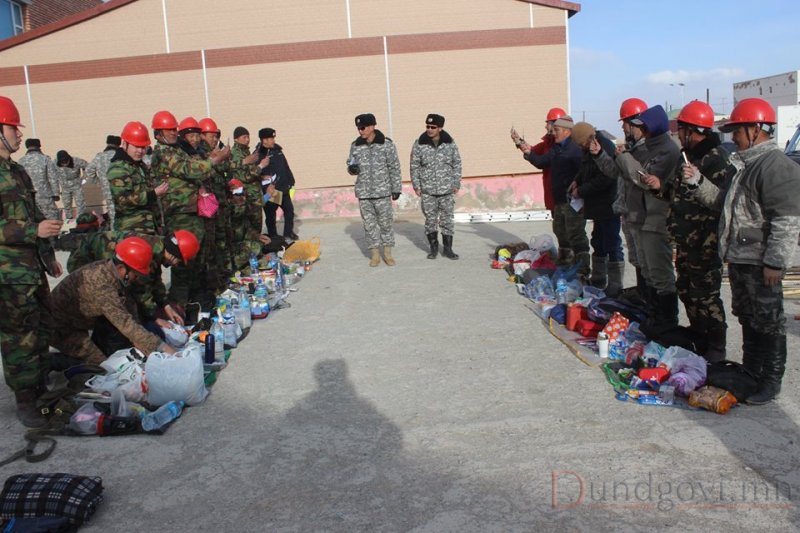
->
xmin=85 ymin=135 xmax=121 ymax=227
xmin=410 ymin=113 xmax=462 ymax=260
xmin=55 ymin=149 xmax=88 ymax=220
xmin=347 ymin=113 xmax=402 ymax=267
xmin=231 ymin=126 xmax=267 ymax=240
xmin=109 ymin=122 xmax=167 ymax=235
xmin=0 ymin=96 xmax=63 ymax=427
xmin=18 ymin=138 xmax=60 ymax=220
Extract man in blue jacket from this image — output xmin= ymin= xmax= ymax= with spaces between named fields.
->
xmin=258 ymin=128 xmax=297 ymax=240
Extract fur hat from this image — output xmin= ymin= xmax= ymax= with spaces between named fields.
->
xmin=258 ymin=127 xmax=276 ymax=139
xmin=553 ymin=115 xmax=574 ymax=129
xmin=25 ymin=138 xmax=41 ymax=149
xmin=355 ymin=113 xmax=376 ymax=128
xmin=425 ymin=114 xmax=445 ymax=128
xmin=106 ymin=135 xmax=121 ymax=147
xmin=233 ymin=126 xmax=249 ymax=139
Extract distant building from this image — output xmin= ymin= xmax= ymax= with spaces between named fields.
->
xmin=0 ymin=0 xmax=101 ymax=40
xmin=733 ymin=70 xmax=800 ymax=147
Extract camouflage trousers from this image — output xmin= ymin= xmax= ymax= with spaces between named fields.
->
xmin=167 ymin=213 xmax=208 ymax=308
xmin=36 ymin=197 xmax=60 ymax=221
xmin=0 ymin=279 xmax=53 ymax=392
xmin=61 ymin=185 xmax=85 ymax=218
xmin=729 ymin=263 xmax=785 ymax=336
xmin=675 ymin=243 xmax=725 ymax=333
xmin=421 ymin=192 xmax=455 ymax=235
xmin=359 ymin=197 xmax=395 ymax=249
xmin=551 ymin=203 xmax=589 ymax=253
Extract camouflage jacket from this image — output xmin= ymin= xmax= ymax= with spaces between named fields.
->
xmin=232 ymin=142 xmax=265 ymax=233
xmin=150 ymin=141 xmax=213 ymax=216
xmin=0 ymin=158 xmax=57 ymax=284
xmin=410 ymin=130 xmax=462 ymax=195
xmin=18 ymin=149 xmax=59 ymax=199
xmin=55 ymin=157 xmax=88 ymax=190
xmin=50 ymin=259 xmax=166 ymax=354
xmin=109 ymin=149 xmax=160 ymax=235
xmin=348 ymin=130 xmax=402 ymax=199
xmin=694 ymin=140 xmax=800 ymax=270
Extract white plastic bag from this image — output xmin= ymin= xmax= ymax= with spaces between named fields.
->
xmin=161 ymin=321 xmax=189 ymax=348
xmin=87 ymin=353 xmax=147 ymax=403
xmin=145 ymin=344 xmax=208 ymax=407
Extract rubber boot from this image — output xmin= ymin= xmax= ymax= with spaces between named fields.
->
xmin=746 ymin=333 xmax=786 ymax=405
xmin=383 ymin=246 xmax=396 ymax=266
xmin=369 ymin=248 xmax=381 ymax=267
xmin=556 ymin=247 xmax=574 ymax=267
xmin=575 ymin=251 xmax=591 ymax=280
xmin=589 ymin=255 xmax=608 ymax=290
xmin=442 ymin=235 xmax=459 ymax=260
xmin=606 ymin=261 xmax=625 ymax=297
xmin=646 ymin=290 xmax=678 ymax=331
xmin=741 ymin=323 xmax=762 ymax=379
xmin=426 ymin=232 xmax=439 ymax=259
xmin=703 ymin=324 xmax=727 ymax=363
xmin=15 ymin=388 xmax=47 ymax=428
xmin=636 ymin=267 xmax=647 ymax=299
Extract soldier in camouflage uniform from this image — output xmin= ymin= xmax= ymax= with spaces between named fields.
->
xmin=0 ymin=96 xmax=63 ymax=427
xmin=410 ymin=113 xmax=462 ymax=260
xmin=231 ymin=126 xmax=266 ymax=237
xmin=85 ymin=135 xmax=121 ymax=227
xmin=50 ymin=237 xmax=176 ymax=363
xmin=55 ymin=150 xmax=88 ymax=219
xmin=647 ymin=101 xmax=736 ymax=361
xmin=109 ymin=122 xmax=166 ymax=235
xmin=689 ymin=98 xmax=800 ymax=404
xmin=347 ymin=113 xmax=402 ymax=267
xmin=18 ymin=138 xmax=60 ymax=220
xmin=226 ymin=178 xmax=272 ymax=269
xmin=149 ymin=111 xmax=225 ymax=309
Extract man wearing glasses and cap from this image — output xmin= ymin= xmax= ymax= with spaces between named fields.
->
xmin=410 ymin=113 xmax=462 ymax=260
xmin=347 ymin=113 xmax=402 ymax=267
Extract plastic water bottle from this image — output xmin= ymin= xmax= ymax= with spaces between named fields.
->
xmin=222 ymin=310 xmax=238 ymax=348
xmin=249 ymin=252 xmax=259 ymax=277
xmin=238 ymin=289 xmax=252 ymax=328
xmin=141 ymin=400 xmax=184 ymax=433
xmin=210 ymin=318 xmax=224 ymax=359
xmin=253 ymin=278 xmax=270 ymax=318
xmin=555 ymin=277 xmax=568 ymax=305
xmin=275 ymin=262 xmax=285 ymax=293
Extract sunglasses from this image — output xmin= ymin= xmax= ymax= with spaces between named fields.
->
xmin=357 ymin=126 xmax=370 ymax=131
xmin=426 ymin=125 xmax=439 ymax=130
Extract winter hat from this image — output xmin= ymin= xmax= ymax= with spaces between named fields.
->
xmin=56 ymin=150 xmax=72 ymax=166
xmin=258 ymin=127 xmax=276 ymax=139
xmin=425 ymin=114 xmax=445 ymax=128
xmin=355 ymin=113 xmax=376 ymax=128
xmin=553 ymin=115 xmax=574 ymax=129
xmin=25 ymin=138 xmax=41 ymax=149
xmin=233 ymin=126 xmax=249 ymax=139
xmin=106 ymin=135 xmax=121 ymax=147
xmin=571 ymin=122 xmax=596 ymax=146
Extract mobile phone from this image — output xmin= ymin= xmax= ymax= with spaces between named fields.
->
xmin=636 ymin=169 xmax=647 ymax=182
xmin=681 ymin=151 xmax=690 ymax=165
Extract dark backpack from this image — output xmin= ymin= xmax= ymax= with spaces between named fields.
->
xmin=588 ymin=297 xmax=649 ymax=325
xmin=706 ymin=360 xmax=759 ymax=402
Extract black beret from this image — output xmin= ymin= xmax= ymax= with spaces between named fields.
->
xmin=25 ymin=138 xmax=41 ymax=149
xmin=355 ymin=113 xmax=376 ymax=128
xmin=106 ymin=135 xmax=121 ymax=147
xmin=258 ymin=127 xmax=276 ymax=139
xmin=233 ymin=126 xmax=249 ymax=139
xmin=426 ymin=114 xmax=445 ymax=128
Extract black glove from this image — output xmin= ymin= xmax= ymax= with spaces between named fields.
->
xmin=347 ymin=164 xmax=360 ymax=176
xmin=391 ymin=192 xmax=401 ymax=201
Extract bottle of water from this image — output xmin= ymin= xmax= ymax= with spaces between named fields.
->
xmin=141 ymin=401 xmax=184 ymax=433
xmin=210 ymin=318 xmax=224 ymax=359
xmin=555 ymin=277 xmax=568 ymax=305
xmin=252 ymin=278 xmax=270 ymax=318
xmin=238 ymin=289 xmax=252 ymax=328
xmin=248 ymin=252 xmax=259 ymax=277
xmin=275 ymin=261 xmax=285 ymax=293
xmin=222 ymin=310 xmax=238 ymax=348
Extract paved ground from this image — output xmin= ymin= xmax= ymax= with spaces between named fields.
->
xmin=2 ymin=216 xmax=800 ymax=532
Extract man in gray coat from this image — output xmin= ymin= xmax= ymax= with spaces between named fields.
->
xmin=410 ymin=113 xmax=462 ymax=260
xmin=17 ymin=138 xmax=60 ymax=220
xmin=686 ymin=98 xmax=800 ymax=404
xmin=347 ymin=113 xmax=402 ymax=267
xmin=85 ymin=135 xmax=121 ymax=227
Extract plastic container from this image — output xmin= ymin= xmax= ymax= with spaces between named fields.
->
xmin=597 ymin=331 xmax=609 ymax=358
xmin=141 ymin=400 xmax=184 ymax=433
xmin=555 ymin=277 xmax=568 ymax=305
xmin=210 ymin=318 xmax=224 ymax=359
xmin=252 ymin=278 xmax=270 ymax=319
xmin=204 ymin=333 xmax=215 ymax=364
xmin=222 ymin=311 xmax=237 ymax=348
xmin=249 ymin=252 xmax=259 ymax=277
xmin=238 ymin=290 xmax=252 ymax=328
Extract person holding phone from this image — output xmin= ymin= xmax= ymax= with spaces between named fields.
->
xmin=257 ymin=128 xmax=298 ymax=241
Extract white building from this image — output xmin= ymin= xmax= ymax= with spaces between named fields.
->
xmin=733 ymin=70 xmax=800 ymax=147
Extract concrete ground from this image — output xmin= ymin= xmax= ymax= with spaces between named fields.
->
xmin=2 ymin=217 xmax=800 ymax=532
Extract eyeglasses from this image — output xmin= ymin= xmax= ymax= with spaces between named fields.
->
xmin=426 ymin=125 xmax=439 ymax=130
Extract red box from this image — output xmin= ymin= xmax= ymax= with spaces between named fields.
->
xmin=575 ymin=319 xmax=603 ymax=337
xmin=566 ymin=305 xmax=589 ymax=331
xmin=638 ymin=367 xmax=670 ymax=383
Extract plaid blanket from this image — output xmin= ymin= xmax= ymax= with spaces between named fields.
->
xmin=0 ymin=474 xmax=103 ymax=526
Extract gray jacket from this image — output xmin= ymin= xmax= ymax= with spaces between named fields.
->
xmin=594 ymin=138 xmax=649 ymax=223
xmin=348 ymin=130 xmax=402 ymax=199
xmin=694 ymin=140 xmax=800 ymax=269
xmin=410 ymin=130 xmax=462 ymax=195
xmin=18 ymin=149 xmax=59 ymax=199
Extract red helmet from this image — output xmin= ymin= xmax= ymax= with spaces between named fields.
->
xmin=199 ymin=118 xmax=220 ymax=134
xmin=0 ymin=96 xmax=23 ymax=127
xmin=178 ymin=117 xmax=201 ymax=134
xmin=120 ymin=121 xmax=152 ymax=147
xmin=719 ymin=98 xmax=777 ymax=132
xmin=619 ymin=98 xmax=648 ymax=121
xmin=172 ymin=230 xmax=200 ymax=262
xmin=228 ymin=178 xmax=244 ymax=190
xmin=677 ymin=100 xmax=715 ymax=130
xmin=115 ymin=236 xmax=153 ymax=275
xmin=151 ymin=110 xmax=178 ymax=130
xmin=546 ymin=107 xmax=567 ymax=122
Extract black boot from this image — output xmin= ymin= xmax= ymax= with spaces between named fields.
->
xmin=15 ymin=388 xmax=47 ymax=428
xmin=442 ymin=234 xmax=458 ymax=260
xmin=645 ymin=290 xmax=678 ymax=331
xmin=703 ymin=324 xmax=727 ymax=363
xmin=741 ymin=324 xmax=762 ymax=379
xmin=747 ymin=333 xmax=786 ymax=405
xmin=426 ymin=232 xmax=439 ymax=259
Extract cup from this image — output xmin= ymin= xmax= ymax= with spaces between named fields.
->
xmin=597 ymin=331 xmax=609 ymax=358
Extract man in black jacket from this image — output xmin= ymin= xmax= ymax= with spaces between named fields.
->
xmin=258 ymin=128 xmax=298 ymax=240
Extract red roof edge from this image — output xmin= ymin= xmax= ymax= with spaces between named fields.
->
xmin=520 ymin=0 xmax=581 ymax=18
xmin=0 ymin=0 xmax=139 ymax=53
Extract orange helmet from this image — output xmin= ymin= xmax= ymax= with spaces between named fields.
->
xmin=172 ymin=230 xmax=200 ymax=262
xmin=178 ymin=117 xmax=201 ymax=134
xmin=677 ymin=101 xmax=715 ymax=130
xmin=619 ymin=98 xmax=648 ymax=121
xmin=0 ymin=96 xmax=23 ymax=127
xmin=719 ymin=98 xmax=776 ymax=133
xmin=120 ymin=121 xmax=152 ymax=147
xmin=151 ymin=110 xmax=178 ymax=130
xmin=546 ymin=107 xmax=567 ymax=122
xmin=199 ymin=118 xmax=220 ymax=134
xmin=115 ymin=236 xmax=153 ymax=275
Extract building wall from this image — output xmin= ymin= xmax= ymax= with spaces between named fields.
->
xmin=733 ymin=71 xmax=800 ymax=108
xmin=27 ymin=0 xmax=102 ymax=30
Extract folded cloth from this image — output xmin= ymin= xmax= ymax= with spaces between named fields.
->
xmin=0 ymin=516 xmax=72 ymax=532
xmin=0 ymin=474 xmax=103 ymax=527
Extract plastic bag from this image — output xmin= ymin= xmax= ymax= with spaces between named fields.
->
xmin=525 ymin=275 xmax=554 ymax=302
xmin=68 ymin=403 xmax=102 ymax=435
xmin=512 ymin=250 xmax=538 ymax=276
xmin=660 ymin=346 xmax=707 ymax=396
xmin=162 ymin=321 xmax=189 ymax=348
xmin=86 ymin=355 xmax=147 ymax=403
xmin=145 ymin=344 xmax=208 ymax=407
xmin=282 ymin=237 xmax=321 ymax=263
xmin=529 ymin=234 xmax=557 ymax=259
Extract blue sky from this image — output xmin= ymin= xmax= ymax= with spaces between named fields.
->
xmin=569 ymin=0 xmax=799 ymax=133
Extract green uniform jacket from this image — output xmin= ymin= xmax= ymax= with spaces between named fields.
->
xmin=150 ymin=142 xmax=213 ymax=217
xmin=109 ymin=150 xmax=160 ymax=234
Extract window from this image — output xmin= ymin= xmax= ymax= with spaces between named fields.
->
xmin=10 ymin=1 xmax=23 ymax=35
